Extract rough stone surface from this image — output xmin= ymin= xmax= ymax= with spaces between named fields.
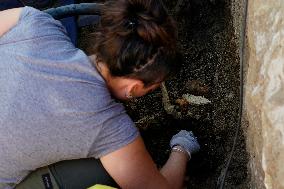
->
xmin=245 ymin=0 xmax=284 ymax=188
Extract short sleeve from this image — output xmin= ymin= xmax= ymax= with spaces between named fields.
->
xmin=88 ymin=106 xmax=139 ymax=158
xmin=0 ymin=6 xmax=69 ymax=45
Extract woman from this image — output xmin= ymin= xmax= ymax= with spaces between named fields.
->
xmin=0 ymin=0 xmax=200 ymax=189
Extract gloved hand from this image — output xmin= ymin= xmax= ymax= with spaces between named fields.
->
xmin=170 ymin=130 xmax=200 ymax=157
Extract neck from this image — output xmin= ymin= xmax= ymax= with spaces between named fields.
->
xmin=89 ymin=55 xmax=130 ymax=98
xmin=89 ymin=55 xmax=109 ymax=80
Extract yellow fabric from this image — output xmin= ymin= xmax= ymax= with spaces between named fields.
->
xmin=87 ymin=184 xmax=117 ymax=189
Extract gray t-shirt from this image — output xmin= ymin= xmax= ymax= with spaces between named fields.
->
xmin=0 ymin=7 xmax=138 ymax=189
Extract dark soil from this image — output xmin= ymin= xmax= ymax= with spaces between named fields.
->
xmin=78 ymin=0 xmax=249 ymax=188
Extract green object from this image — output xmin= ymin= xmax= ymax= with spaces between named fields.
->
xmin=88 ymin=184 xmax=117 ymax=189
xmin=15 ymin=159 xmax=118 ymax=189
xmin=15 ymin=167 xmax=60 ymax=189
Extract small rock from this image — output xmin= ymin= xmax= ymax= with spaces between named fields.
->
xmin=175 ymin=98 xmax=190 ymax=113
xmin=182 ymin=94 xmax=211 ymax=105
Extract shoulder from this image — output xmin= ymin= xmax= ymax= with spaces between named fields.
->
xmin=0 ymin=7 xmax=22 ymax=37
xmin=0 ymin=6 xmax=68 ymax=45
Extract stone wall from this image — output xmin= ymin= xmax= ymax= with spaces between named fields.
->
xmin=245 ymin=0 xmax=284 ymax=189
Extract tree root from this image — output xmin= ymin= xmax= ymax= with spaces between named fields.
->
xmin=161 ymin=82 xmax=183 ymax=119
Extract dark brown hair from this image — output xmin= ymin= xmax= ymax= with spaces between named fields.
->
xmin=93 ymin=0 xmax=179 ymax=86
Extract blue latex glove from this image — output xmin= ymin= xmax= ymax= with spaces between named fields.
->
xmin=170 ymin=130 xmax=200 ymax=156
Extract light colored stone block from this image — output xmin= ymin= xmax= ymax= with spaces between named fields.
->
xmin=245 ymin=0 xmax=284 ymax=188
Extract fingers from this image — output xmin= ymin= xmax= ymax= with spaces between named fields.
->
xmin=170 ymin=130 xmax=201 ymax=155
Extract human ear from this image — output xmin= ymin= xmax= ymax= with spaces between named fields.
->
xmin=128 ymin=80 xmax=144 ymax=98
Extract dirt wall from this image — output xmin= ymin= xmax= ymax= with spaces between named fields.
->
xmin=78 ymin=0 xmax=250 ymax=188
xmin=245 ymin=0 xmax=284 ymax=188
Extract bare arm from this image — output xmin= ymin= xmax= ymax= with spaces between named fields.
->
xmin=100 ymin=136 xmax=188 ymax=189
xmin=160 ymin=151 xmax=188 ymax=189
xmin=0 ymin=8 xmax=22 ymax=37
